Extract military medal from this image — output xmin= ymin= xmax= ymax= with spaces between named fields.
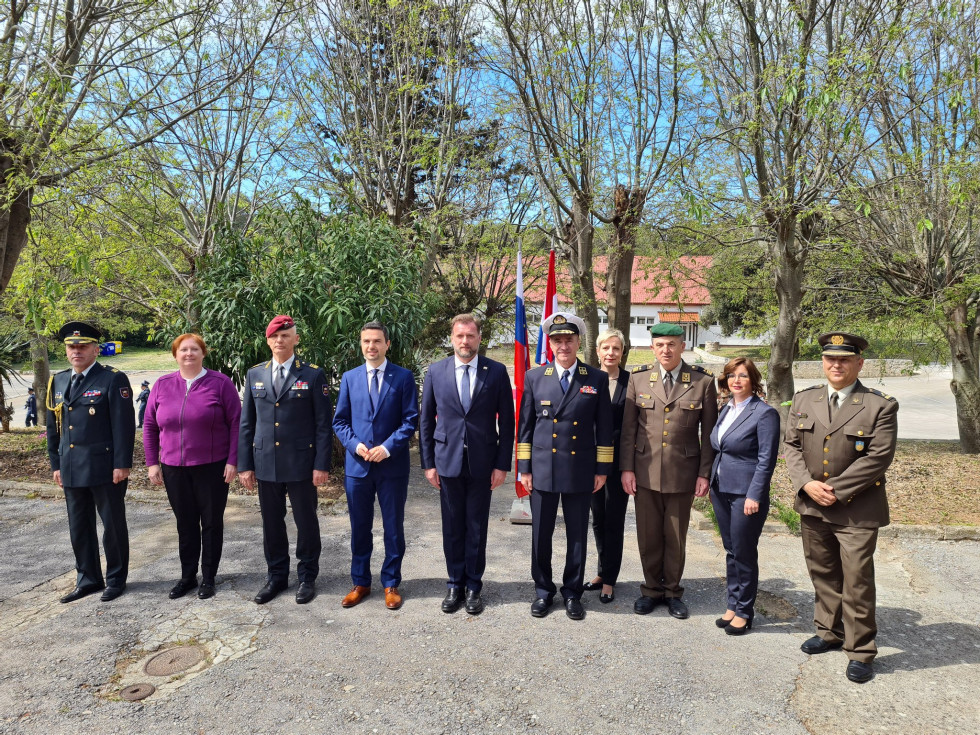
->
xmin=89 ymin=407 xmax=96 ymax=415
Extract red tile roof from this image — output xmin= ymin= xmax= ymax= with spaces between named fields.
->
xmin=524 ymin=255 xmax=711 ymax=307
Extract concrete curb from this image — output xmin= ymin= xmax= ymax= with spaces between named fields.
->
xmin=4 ymin=479 xmax=974 ymax=540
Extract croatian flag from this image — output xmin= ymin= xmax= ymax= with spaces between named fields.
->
xmin=513 ymin=247 xmax=530 ymax=499
xmin=535 ymin=248 xmax=557 ymax=365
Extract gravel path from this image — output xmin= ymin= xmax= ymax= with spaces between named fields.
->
xmin=1 ymin=460 xmax=978 ymax=734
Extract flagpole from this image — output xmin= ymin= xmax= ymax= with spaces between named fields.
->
xmin=510 ymin=246 xmax=532 ymax=524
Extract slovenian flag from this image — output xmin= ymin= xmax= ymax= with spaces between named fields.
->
xmin=535 ymin=248 xmax=557 ymax=365
xmin=514 ymin=247 xmax=530 ymax=499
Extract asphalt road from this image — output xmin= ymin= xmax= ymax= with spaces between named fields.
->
xmin=1 ymin=464 xmax=977 ymax=734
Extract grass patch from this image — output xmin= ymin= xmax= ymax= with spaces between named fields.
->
xmin=693 ymin=496 xmax=719 ymax=532
xmin=769 ymin=498 xmax=801 ymax=534
xmin=19 ymin=346 xmax=177 ymax=374
xmin=708 ymin=346 xmax=770 ymax=361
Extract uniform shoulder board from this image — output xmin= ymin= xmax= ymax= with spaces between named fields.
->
xmin=866 ymin=387 xmax=896 ymax=401
xmin=631 ymin=363 xmax=654 ymax=373
xmin=309 ymin=363 xmax=319 ymax=369
xmin=252 ymin=361 xmax=267 ymax=369
xmin=102 ymin=364 xmax=119 ymax=373
xmin=797 ymin=384 xmax=824 ymax=394
xmin=690 ymin=364 xmax=713 ymax=377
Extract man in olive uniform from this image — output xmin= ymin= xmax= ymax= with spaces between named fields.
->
xmin=784 ymin=332 xmax=898 ymax=684
xmin=517 ymin=312 xmax=614 ymax=621
xmin=238 ymin=315 xmax=333 ymax=605
xmin=620 ymin=322 xmax=718 ymax=620
xmin=46 ymin=321 xmax=135 ymax=603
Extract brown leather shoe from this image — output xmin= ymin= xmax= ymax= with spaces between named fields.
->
xmin=341 ymin=585 xmax=371 ymax=608
xmin=384 ymin=586 xmax=403 ymax=610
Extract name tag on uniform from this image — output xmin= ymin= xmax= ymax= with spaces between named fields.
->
xmin=253 ymin=382 xmax=265 ymax=389
xmin=580 ymin=386 xmax=597 ymax=394
xmin=540 ymin=400 xmax=552 ymax=406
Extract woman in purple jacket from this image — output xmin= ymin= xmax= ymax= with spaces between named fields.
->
xmin=144 ymin=334 xmax=242 ymax=600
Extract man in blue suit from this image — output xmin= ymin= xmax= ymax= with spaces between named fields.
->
xmin=238 ymin=315 xmax=333 ymax=605
xmin=518 ymin=313 xmax=614 ymax=620
xmin=334 ymin=321 xmax=419 ymax=610
xmin=420 ymin=314 xmax=514 ymax=615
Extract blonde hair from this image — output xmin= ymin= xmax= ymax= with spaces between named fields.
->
xmin=596 ymin=328 xmax=626 ymax=350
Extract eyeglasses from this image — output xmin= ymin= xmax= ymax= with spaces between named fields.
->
xmin=727 ymin=373 xmax=751 ymax=381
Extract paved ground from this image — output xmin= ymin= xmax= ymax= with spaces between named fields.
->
xmin=1 ymin=462 xmax=978 ymax=734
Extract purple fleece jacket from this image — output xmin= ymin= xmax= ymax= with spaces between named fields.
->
xmin=143 ymin=370 xmax=242 ymax=467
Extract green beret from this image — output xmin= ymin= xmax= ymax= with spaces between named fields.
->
xmin=648 ymin=323 xmax=684 ymax=337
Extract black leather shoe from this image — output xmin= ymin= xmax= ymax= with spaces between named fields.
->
xmin=198 ymin=581 xmax=216 ymax=599
xmin=169 ymin=578 xmax=198 ymax=599
xmin=583 ymin=579 xmax=603 ymax=592
xmin=846 ymin=660 xmax=874 ymax=683
xmin=565 ymin=598 xmax=585 ymax=620
xmin=442 ymin=587 xmax=464 ymax=613
xmin=60 ymin=583 xmax=104 ymax=604
xmin=599 ymin=591 xmax=615 ymax=604
xmin=464 ymin=589 xmax=484 ymax=615
xmin=716 ymin=615 xmax=735 ymax=628
xmin=666 ymin=598 xmax=689 ymax=619
xmin=725 ymin=618 xmax=753 ymax=635
xmin=254 ymin=579 xmax=287 ymax=605
xmin=634 ymin=595 xmax=660 ymax=615
xmin=101 ymin=585 xmax=126 ymax=602
xmin=296 ymin=582 xmax=316 ymax=605
xmin=801 ymin=636 xmax=844 ymax=655
xmin=530 ymin=597 xmax=554 ymax=618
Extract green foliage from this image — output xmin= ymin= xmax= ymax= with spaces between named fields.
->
xmin=180 ymin=200 xmax=434 ymax=388
xmin=769 ymin=498 xmax=801 ymax=534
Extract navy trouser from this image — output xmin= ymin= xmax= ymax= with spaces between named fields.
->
xmin=345 ymin=473 xmax=408 ymax=588
xmin=257 ymin=479 xmax=321 ymax=584
xmin=64 ymin=481 xmax=129 ymax=589
xmin=439 ymin=459 xmax=493 ymax=593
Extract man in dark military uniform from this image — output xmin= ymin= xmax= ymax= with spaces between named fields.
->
xmin=620 ymin=322 xmax=718 ymax=620
xmin=24 ymin=386 xmax=37 ymax=426
xmin=238 ymin=315 xmax=333 ymax=605
xmin=784 ymin=332 xmax=898 ymax=684
xmin=517 ymin=312 xmax=614 ymax=621
xmin=46 ymin=321 xmax=135 ymax=603
xmin=135 ymin=380 xmax=150 ymax=428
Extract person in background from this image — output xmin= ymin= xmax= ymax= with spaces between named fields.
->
xmin=144 ymin=334 xmax=241 ymax=600
xmin=708 ymin=357 xmax=779 ymax=635
xmin=583 ymin=329 xmax=630 ymax=604
xmin=24 ymin=386 xmax=37 ymax=427
xmin=135 ymin=380 xmax=150 ymax=428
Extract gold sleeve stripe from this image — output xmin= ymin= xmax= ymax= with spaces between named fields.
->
xmin=517 ymin=443 xmax=532 ymax=460
xmin=596 ymin=446 xmax=615 ymax=461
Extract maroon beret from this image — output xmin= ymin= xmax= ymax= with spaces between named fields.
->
xmin=265 ymin=315 xmax=296 ymax=337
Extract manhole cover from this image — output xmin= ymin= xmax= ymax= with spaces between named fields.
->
xmin=120 ymin=683 xmax=155 ymax=701
xmin=144 ymin=646 xmax=205 ymax=676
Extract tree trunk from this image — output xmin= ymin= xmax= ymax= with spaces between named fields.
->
xmin=767 ymin=231 xmax=804 ymax=434
xmin=564 ymin=192 xmax=600 ymax=365
xmin=606 ymin=185 xmax=644 ymax=365
xmin=0 ymin=381 xmax=10 ymax=432
xmin=943 ymin=302 xmax=980 ymax=454
xmin=31 ymin=336 xmax=50 ymax=428
xmin=0 ymin=176 xmax=33 ymax=297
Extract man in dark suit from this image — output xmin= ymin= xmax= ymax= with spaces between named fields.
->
xmin=46 ymin=321 xmax=135 ymax=603
xmin=24 ymin=386 xmax=38 ymax=426
xmin=334 ymin=321 xmax=419 ymax=611
xmin=238 ymin=315 xmax=333 ymax=605
xmin=784 ymin=332 xmax=898 ymax=683
xmin=517 ymin=312 xmax=614 ymax=621
xmin=420 ymin=314 xmax=514 ymax=615
xmin=620 ymin=322 xmax=718 ymax=620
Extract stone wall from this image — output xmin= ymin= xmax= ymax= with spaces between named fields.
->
xmin=790 ymin=359 xmax=916 ymax=379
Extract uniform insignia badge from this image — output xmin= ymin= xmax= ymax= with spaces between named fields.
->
xmin=119 ymin=388 xmax=130 ymax=399
xmin=89 ymin=407 xmax=96 ymax=415
xmin=852 ymin=396 xmax=860 ymax=403
xmin=322 ymin=385 xmax=329 ymax=397
xmin=855 ymin=441 xmax=865 ymax=451
xmin=580 ymin=385 xmax=598 ymax=394
xmin=831 ymin=335 xmax=845 ymax=345
xmin=650 ymin=373 xmax=658 ymax=382
xmin=681 ymin=373 xmax=691 ymax=383
xmin=545 ymin=367 xmax=554 ymax=375
xmin=578 ymin=366 xmax=588 ymax=375
xmin=540 ymin=400 xmax=552 ymax=406
xmin=542 ymin=409 xmax=549 ymax=417
xmin=553 ymin=315 xmax=567 ymax=324
xmin=55 ymin=392 xmax=63 ymax=401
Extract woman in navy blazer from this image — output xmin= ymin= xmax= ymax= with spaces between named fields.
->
xmin=584 ymin=329 xmax=631 ymax=603
xmin=708 ymin=357 xmax=779 ymax=635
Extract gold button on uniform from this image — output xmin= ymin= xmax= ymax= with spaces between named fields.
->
xmin=553 ymin=419 xmax=558 ymax=424
xmin=69 ymin=443 xmax=74 ymax=448
xmin=664 ymin=419 xmax=669 ymax=424
xmin=826 ymin=435 xmax=831 ymax=440
xmin=823 ymin=472 xmax=829 ymax=477
xmin=571 ymin=451 xmax=576 ymax=455
xmin=552 ymin=448 xmax=557 ymax=453
xmin=823 ymin=460 xmax=828 ymax=465
xmin=275 ymin=422 xmax=280 ymax=427
xmin=572 ymin=435 xmax=577 ymax=440
xmin=664 ymin=407 xmax=670 ymax=413
xmin=662 ymin=442 xmax=667 ymax=447
xmin=275 ymin=442 xmax=280 ymax=446
xmin=68 ymin=407 xmax=73 ymax=412
xmin=824 ymin=448 xmax=829 ymax=453
xmin=858 ymin=431 xmax=864 ymax=436
xmin=573 ymin=421 xmax=579 ymax=426
xmin=68 ymin=425 xmax=73 ymax=430
xmin=663 ymin=431 xmax=668 ymax=436
xmin=553 ymin=433 xmax=557 ymax=438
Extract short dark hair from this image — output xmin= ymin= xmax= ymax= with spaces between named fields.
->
xmin=361 ymin=321 xmax=390 ymax=341
xmin=718 ymin=356 xmax=764 ymax=395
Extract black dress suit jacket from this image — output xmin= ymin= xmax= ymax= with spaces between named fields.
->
xmin=238 ymin=357 xmax=333 ymax=483
xmin=46 ymin=362 xmax=136 ymax=487
xmin=609 ymin=369 xmax=630 ymax=471
xmin=419 ymin=356 xmax=515 ymax=479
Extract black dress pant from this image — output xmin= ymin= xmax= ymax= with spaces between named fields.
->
xmin=64 ymin=481 xmax=129 ymax=589
xmin=710 ymin=489 xmax=768 ymax=620
xmin=439 ymin=458 xmax=493 ymax=593
xmin=530 ymin=490 xmax=591 ymax=601
xmin=589 ymin=471 xmax=629 ymax=586
xmin=162 ymin=461 xmax=229 ymax=583
xmin=257 ymin=479 xmax=321 ymax=584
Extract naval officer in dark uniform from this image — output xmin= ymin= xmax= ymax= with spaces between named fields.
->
xmin=784 ymin=332 xmax=898 ymax=684
xmin=517 ymin=312 xmax=614 ymax=620
xmin=46 ymin=321 xmax=135 ymax=603
xmin=238 ymin=315 xmax=333 ymax=605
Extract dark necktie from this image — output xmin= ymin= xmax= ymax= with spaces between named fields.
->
xmin=560 ymin=369 xmax=570 ymax=394
xmin=460 ymin=364 xmax=471 ymax=413
xmin=65 ymin=372 xmax=80 ymax=402
xmin=370 ymin=368 xmax=380 ymax=410
xmin=830 ymin=391 xmax=840 ymax=421
xmin=664 ymin=370 xmax=674 ymax=395
xmin=274 ymin=365 xmax=285 ymax=395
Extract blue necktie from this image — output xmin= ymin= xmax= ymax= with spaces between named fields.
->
xmin=560 ymin=369 xmax=570 ymax=394
xmin=370 ymin=368 xmax=380 ymax=410
xmin=460 ymin=364 xmax=471 ymax=413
